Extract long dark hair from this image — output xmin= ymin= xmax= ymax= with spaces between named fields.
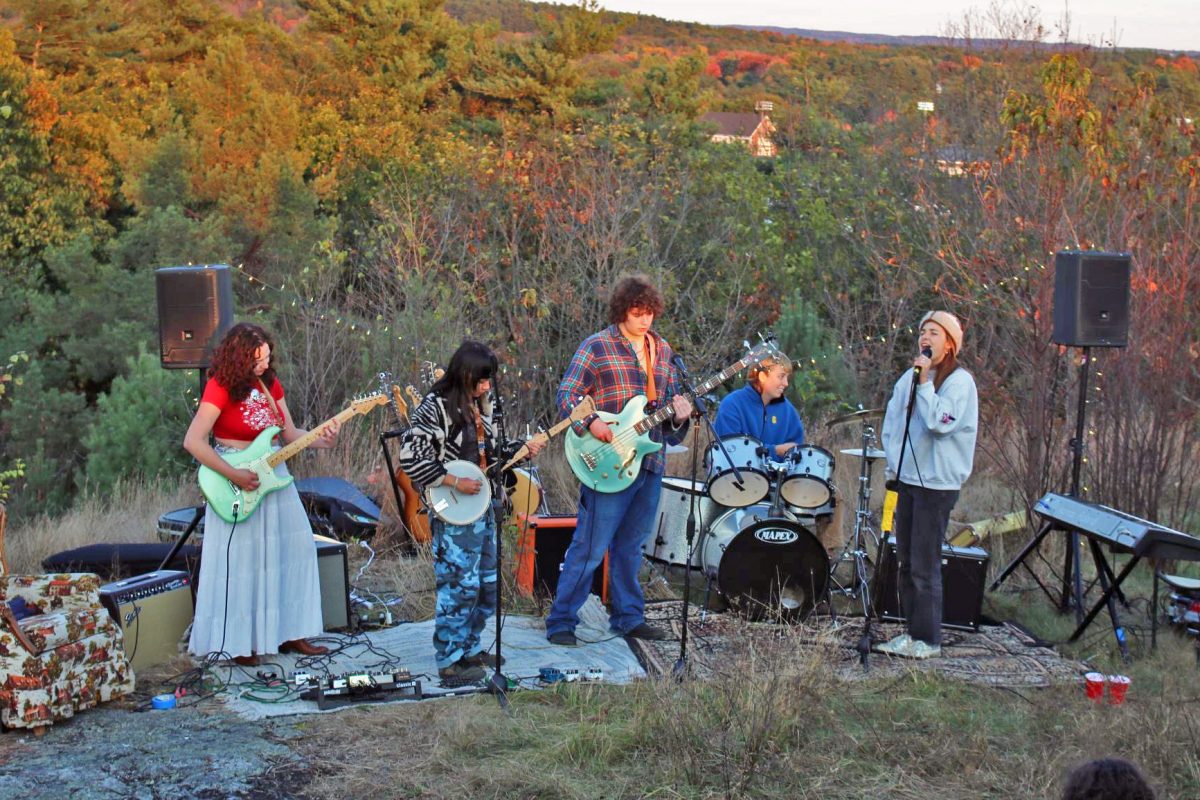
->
xmin=431 ymin=340 xmax=497 ymax=431
xmin=208 ymin=322 xmax=277 ymax=402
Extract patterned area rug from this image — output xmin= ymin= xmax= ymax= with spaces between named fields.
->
xmin=629 ymin=600 xmax=1088 ymax=688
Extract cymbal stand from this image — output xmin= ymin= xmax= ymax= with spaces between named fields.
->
xmin=827 ymin=422 xmax=883 ymax=617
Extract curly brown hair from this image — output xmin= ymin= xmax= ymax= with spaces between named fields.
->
xmin=207 ymin=322 xmax=277 ymax=402
xmin=608 ymin=274 xmax=665 ymax=325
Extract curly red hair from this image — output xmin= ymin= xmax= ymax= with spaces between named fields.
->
xmin=608 ymin=274 xmax=665 ymax=325
xmin=207 ymin=322 xmax=277 ymax=402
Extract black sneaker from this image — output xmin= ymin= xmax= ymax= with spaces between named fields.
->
xmin=547 ymin=631 xmax=578 ymax=646
xmin=438 ymin=659 xmax=485 ymax=682
xmin=462 ymin=651 xmax=506 ymax=668
xmin=623 ymin=623 xmax=669 ymax=641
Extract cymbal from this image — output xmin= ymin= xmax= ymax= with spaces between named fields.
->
xmin=665 ymin=443 xmax=689 ymax=454
xmin=827 ymin=407 xmax=884 ymax=426
xmin=840 ymin=447 xmax=886 ymax=460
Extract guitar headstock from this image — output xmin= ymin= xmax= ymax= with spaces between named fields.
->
xmin=568 ymin=395 xmax=596 ymax=422
xmin=744 ymin=335 xmax=785 ymax=370
xmin=391 ymin=384 xmax=408 ymax=420
xmin=405 ymin=385 xmax=423 ymax=411
xmin=350 ymin=392 xmax=389 ymax=416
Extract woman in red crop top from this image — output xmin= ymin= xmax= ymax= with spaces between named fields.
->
xmin=184 ymin=322 xmax=339 ymax=667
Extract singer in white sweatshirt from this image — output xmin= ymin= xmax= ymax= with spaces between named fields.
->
xmin=877 ymin=311 xmax=978 ymax=659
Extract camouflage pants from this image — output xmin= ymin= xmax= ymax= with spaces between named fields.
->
xmin=430 ymin=510 xmax=497 ymax=669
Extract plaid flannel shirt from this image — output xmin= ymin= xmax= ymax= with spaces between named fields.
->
xmin=556 ymin=324 xmax=688 ymax=475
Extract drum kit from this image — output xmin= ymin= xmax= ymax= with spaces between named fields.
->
xmin=644 ymin=434 xmax=838 ymax=620
xmin=644 ymin=406 xmax=889 ymax=622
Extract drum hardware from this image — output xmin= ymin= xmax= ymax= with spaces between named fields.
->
xmin=827 ymin=406 xmax=885 ymax=427
xmin=827 ymin=421 xmax=886 ymax=621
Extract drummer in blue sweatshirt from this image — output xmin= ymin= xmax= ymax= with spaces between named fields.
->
xmin=713 ymin=356 xmax=804 ymax=460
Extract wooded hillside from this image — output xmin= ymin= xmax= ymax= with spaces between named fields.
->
xmin=1 ymin=0 xmax=1197 ymax=526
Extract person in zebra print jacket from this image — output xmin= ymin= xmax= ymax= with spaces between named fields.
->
xmin=399 ymin=340 xmax=543 ymax=682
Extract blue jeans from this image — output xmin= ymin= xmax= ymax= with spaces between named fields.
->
xmin=546 ymin=467 xmax=663 ymax=637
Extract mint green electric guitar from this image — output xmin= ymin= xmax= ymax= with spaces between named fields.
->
xmin=563 ymin=340 xmax=780 ymax=493
xmin=199 ymin=392 xmax=387 ymax=523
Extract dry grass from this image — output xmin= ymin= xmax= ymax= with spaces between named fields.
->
xmin=5 ymin=477 xmax=197 ymax=574
xmin=290 ymin=618 xmax=1200 ymax=800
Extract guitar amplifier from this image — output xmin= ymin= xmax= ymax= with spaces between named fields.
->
xmin=100 ymin=570 xmax=194 ymax=673
xmin=527 ymin=515 xmax=609 ymax=602
xmin=872 ymin=540 xmax=989 ymax=631
xmin=315 ymin=534 xmax=351 ymax=631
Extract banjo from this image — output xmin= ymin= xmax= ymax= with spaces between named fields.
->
xmin=424 ymin=396 xmax=598 ymax=526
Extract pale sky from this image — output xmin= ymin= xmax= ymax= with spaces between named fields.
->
xmin=557 ymin=1 xmax=1198 ymax=52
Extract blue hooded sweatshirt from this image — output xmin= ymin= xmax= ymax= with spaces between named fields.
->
xmin=713 ymin=384 xmax=805 ymax=460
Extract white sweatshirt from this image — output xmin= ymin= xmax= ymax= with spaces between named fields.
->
xmin=881 ymin=366 xmax=978 ymax=491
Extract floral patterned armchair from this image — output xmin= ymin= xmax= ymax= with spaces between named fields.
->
xmin=0 ymin=504 xmax=136 ymax=734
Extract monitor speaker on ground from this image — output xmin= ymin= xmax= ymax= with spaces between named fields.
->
xmin=100 ymin=570 xmax=194 ymax=673
xmin=1052 ymin=251 xmax=1131 ymax=348
xmin=872 ymin=539 xmax=989 ymax=631
xmin=155 ymin=264 xmax=234 ymax=369
xmin=527 ymin=515 xmax=609 ymax=601
xmin=314 ymin=534 xmax=351 ymax=631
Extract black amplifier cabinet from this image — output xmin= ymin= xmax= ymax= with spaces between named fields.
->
xmin=873 ymin=540 xmax=989 ymax=631
xmin=100 ymin=570 xmax=194 ymax=672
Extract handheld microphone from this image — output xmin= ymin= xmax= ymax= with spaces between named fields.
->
xmin=914 ymin=346 xmax=933 ymax=376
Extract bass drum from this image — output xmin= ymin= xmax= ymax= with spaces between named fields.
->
xmin=700 ymin=504 xmax=829 ymax=620
xmin=643 ymin=476 xmax=720 ymax=567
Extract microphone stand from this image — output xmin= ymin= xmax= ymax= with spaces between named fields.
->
xmin=858 ymin=355 xmax=925 ymax=669
xmin=669 ymin=356 xmax=716 ymax=681
xmin=485 ymin=376 xmax=512 ymax=708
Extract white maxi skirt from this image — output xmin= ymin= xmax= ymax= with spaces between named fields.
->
xmin=188 ymin=458 xmax=324 ymax=659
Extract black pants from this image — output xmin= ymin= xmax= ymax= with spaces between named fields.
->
xmin=894 ymin=482 xmax=959 ymax=646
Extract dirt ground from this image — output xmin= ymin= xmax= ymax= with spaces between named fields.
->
xmin=0 ymin=700 xmax=314 ymax=800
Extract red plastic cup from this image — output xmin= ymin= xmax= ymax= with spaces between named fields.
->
xmin=1107 ymin=674 xmax=1131 ymax=705
xmin=1084 ymin=672 xmax=1106 ymax=701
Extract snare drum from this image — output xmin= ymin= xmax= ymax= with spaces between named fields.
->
xmin=643 ymin=476 xmax=720 ymax=566
xmin=700 ymin=504 xmax=828 ymax=619
xmin=704 ymin=435 xmax=770 ymax=507
xmin=779 ymin=445 xmax=835 ymax=509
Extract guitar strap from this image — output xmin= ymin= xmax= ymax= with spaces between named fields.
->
xmin=473 ymin=406 xmax=487 ymax=468
xmin=257 ymin=378 xmax=285 ymax=429
xmin=643 ymin=338 xmax=657 ymax=402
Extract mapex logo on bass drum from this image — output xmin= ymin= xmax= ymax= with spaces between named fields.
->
xmin=754 ymin=527 xmax=799 ymax=545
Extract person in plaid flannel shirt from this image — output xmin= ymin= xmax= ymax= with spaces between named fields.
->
xmin=546 ymin=275 xmax=693 ymax=646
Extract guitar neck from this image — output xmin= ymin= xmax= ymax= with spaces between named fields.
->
xmin=634 ymin=356 xmax=753 ymax=434
xmin=266 ymin=406 xmax=359 ymax=468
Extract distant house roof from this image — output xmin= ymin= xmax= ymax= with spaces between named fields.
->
xmin=702 ymin=112 xmax=763 ymax=138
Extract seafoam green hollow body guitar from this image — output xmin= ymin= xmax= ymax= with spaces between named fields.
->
xmin=199 ymin=393 xmax=387 ymax=523
xmin=563 ymin=340 xmax=780 ymax=493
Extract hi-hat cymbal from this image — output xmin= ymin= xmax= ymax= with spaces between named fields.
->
xmin=827 ymin=407 xmax=885 ymax=426
xmin=840 ymin=447 xmax=886 ymax=460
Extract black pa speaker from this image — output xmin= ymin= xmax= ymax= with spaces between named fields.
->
xmin=872 ymin=540 xmax=989 ymax=631
xmin=155 ymin=264 xmax=234 ymax=369
xmin=1051 ymin=251 xmax=1131 ymax=347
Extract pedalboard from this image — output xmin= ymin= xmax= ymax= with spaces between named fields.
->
xmin=538 ymin=666 xmax=604 ymax=684
xmin=293 ymin=670 xmax=422 ymax=708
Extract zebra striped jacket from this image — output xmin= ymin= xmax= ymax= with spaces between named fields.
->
xmin=397 ymin=391 xmax=496 ymax=490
